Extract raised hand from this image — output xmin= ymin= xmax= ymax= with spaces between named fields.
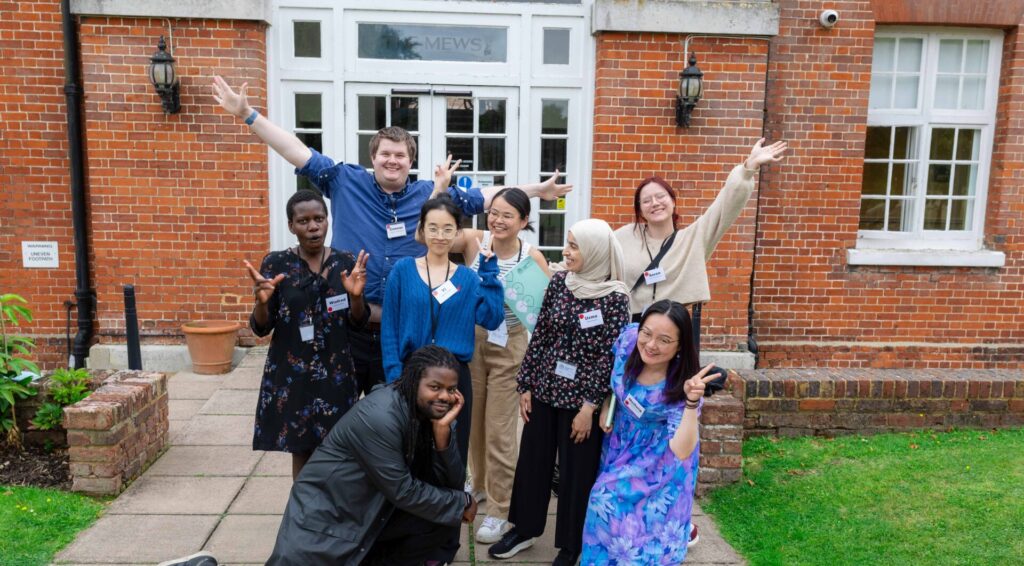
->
xmin=245 ymin=260 xmax=285 ymax=304
xmin=683 ymin=363 xmax=719 ymax=402
xmin=476 ymin=237 xmax=494 ymax=261
xmin=744 ymin=138 xmax=788 ymax=169
xmin=535 ymin=170 xmax=573 ymax=201
xmin=432 ymin=153 xmax=462 ymax=197
xmin=212 ymin=75 xmax=251 ymax=120
xmin=340 ymin=250 xmax=369 ymax=297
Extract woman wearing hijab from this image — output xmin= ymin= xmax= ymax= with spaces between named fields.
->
xmin=487 ymin=219 xmax=631 ymax=566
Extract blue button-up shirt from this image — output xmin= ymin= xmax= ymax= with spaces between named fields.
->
xmin=297 ymin=149 xmax=485 ymax=305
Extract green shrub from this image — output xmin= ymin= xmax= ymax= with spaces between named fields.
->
xmin=30 ymin=402 xmax=64 ymax=431
xmin=1 ymin=293 xmax=38 ymax=446
xmin=30 ymin=368 xmax=92 ymax=431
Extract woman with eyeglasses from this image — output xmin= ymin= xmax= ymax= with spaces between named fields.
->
xmin=381 ymin=194 xmax=506 ymax=466
xmin=581 ymin=300 xmax=719 ymax=565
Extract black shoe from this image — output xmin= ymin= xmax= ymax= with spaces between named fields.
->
xmin=552 ymin=548 xmax=579 ymax=566
xmin=158 ymin=552 xmax=218 ymax=566
xmin=488 ymin=529 xmax=536 ymax=559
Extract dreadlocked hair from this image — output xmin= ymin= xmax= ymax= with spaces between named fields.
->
xmin=390 ymin=345 xmax=461 ymax=465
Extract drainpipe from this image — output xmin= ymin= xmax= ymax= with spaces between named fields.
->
xmin=61 ymin=0 xmax=95 ymax=369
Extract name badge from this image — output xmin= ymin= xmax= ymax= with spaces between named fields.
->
xmin=644 ymin=267 xmax=667 ymax=285
xmin=623 ymin=393 xmax=646 ymax=418
xmin=578 ymin=309 xmax=604 ymax=329
xmin=386 ymin=222 xmax=407 ymax=239
xmin=554 ymin=360 xmax=577 ymax=380
xmin=299 ymin=324 xmax=315 ymax=343
xmin=432 ymin=280 xmax=459 ymax=305
xmin=325 ymin=294 xmax=349 ymax=313
xmin=487 ymin=320 xmax=509 ymax=347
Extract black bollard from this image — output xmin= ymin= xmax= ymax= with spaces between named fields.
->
xmin=124 ymin=285 xmax=142 ymax=370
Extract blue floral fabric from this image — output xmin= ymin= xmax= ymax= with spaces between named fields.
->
xmin=582 ymin=324 xmax=700 ymax=565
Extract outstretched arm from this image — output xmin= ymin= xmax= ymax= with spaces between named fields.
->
xmin=212 ymin=75 xmax=312 ymax=168
xmin=481 ymin=170 xmax=573 ymax=208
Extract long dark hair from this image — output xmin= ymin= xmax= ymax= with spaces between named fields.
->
xmin=631 ymin=176 xmax=681 ymax=232
xmin=418 ymin=194 xmax=463 ymax=237
xmin=391 ymin=345 xmax=460 ymax=464
xmin=490 ymin=187 xmax=534 ymax=232
xmin=623 ymin=300 xmax=699 ymax=405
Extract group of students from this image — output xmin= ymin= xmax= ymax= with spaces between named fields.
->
xmin=164 ymin=77 xmax=786 ymax=566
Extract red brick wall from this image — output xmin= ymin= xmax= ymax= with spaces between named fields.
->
xmin=591 ymin=32 xmax=769 ymax=351
xmin=0 ymin=0 xmax=78 ymax=369
xmin=754 ymin=0 xmax=1024 ymax=368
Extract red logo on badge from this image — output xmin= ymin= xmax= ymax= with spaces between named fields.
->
xmin=579 ymin=314 xmax=584 ymax=319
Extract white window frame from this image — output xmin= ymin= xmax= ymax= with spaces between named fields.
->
xmin=851 ymin=27 xmax=1006 ymax=268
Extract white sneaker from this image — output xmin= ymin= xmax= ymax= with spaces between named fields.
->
xmin=475 ymin=515 xmax=511 ymax=544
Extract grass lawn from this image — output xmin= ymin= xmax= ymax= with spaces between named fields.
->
xmin=0 ymin=485 xmax=105 ymax=566
xmin=703 ymin=427 xmax=1024 ymax=566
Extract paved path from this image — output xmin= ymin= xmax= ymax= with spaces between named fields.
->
xmin=55 ymin=348 xmax=745 ymax=565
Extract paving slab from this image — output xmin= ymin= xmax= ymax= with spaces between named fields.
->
xmin=55 ymin=514 xmax=219 ymax=564
xmin=237 ymin=347 xmax=269 ymax=368
xmin=175 ymin=415 xmax=254 ymax=446
xmin=221 ymin=366 xmax=263 ymax=390
xmin=106 ymin=475 xmax=245 ymax=515
xmin=228 ymin=476 xmax=293 ymax=515
xmin=169 ymin=398 xmax=207 ymax=421
xmin=168 ymin=373 xmax=225 ymax=400
xmin=687 ymin=513 xmax=746 ymax=565
xmin=253 ymin=450 xmax=292 ymax=476
xmin=200 ymin=389 xmax=259 ymax=415
xmin=205 ymin=514 xmax=281 ymax=564
xmin=146 ymin=446 xmax=262 ymax=477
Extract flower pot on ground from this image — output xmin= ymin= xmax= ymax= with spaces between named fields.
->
xmin=181 ymin=321 xmax=241 ymax=374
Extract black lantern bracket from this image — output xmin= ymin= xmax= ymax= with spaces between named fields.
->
xmin=676 ymin=52 xmax=703 ymax=128
xmin=149 ymin=35 xmax=181 ymax=114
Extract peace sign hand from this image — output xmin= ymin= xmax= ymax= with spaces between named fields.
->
xmin=245 ymin=260 xmax=285 ymax=305
xmin=340 ymin=250 xmax=369 ymax=297
xmin=476 ymin=237 xmax=494 ymax=261
xmin=683 ymin=363 xmax=718 ymax=402
xmin=433 ymin=153 xmax=463 ymax=198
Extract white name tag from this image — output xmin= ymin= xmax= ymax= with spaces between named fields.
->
xmin=432 ymin=280 xmax=459 ymax=304
xmin=325 ymin=294 xmax=349 ymax=313
xmin=578 ymin=309 xmax=604 ymax=329
xmin=554 ymin=360 xmax=578 ymax=380
xmin=487 ymin=320 xmax=509 ymax=347
xmin=623 ymin=393 xmax=646 ymax=418
xmin=299 ymin=324 xmax=315 ymax=343
xmin=644 ymin=267 xmax=667 ymax=285
xmin=386 ymin=222 xmax=407 ymax=239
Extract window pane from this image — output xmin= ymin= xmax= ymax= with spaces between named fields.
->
xmin=964 ymin=40 xmax=988 ymax=73
xmin=392 ymin=97 xmax=419 ymax=131
xmin=296 ymin=132 xmax=322 ymax=154
xmin=938 ymin=40 xmax=964 ymax=71
xmin=897 ymin=39 xmax=922 ymax=72
xmin=858 ymin=199 xmax=885 ymax=230
xmin=479 ymin=99 xmax=506 ymax=134
xmin=543 ymin=28 xmax=570 ymax=65
xmin=864 ymin=127 xmax=891 ymax=159
xmin=924 ymin=199 xmax=948 ymax=230
xmin=961 ymin=77 xmax=985 ymax=109
xmin=891 ymin=163 xmax=910 ymax=196
xmin=930 ymin=128 xmax=955 ymax=160
xmin=894 ymin=76 xmax=919 ymax=108
xmin=893 ymin=127 xmax=915 ymax=160
xmin=869 ymin=75 xmax=893 ymax=109
xmin=872 ymin=38 xmax=896 ymax=72
xmin=952 ymin=164 xmax=977 ymax=196
xmin=956 ymin=129 xmax=980 ymax=161
xmin=358 ymin=23 xmax=507 ymax=62
xmin=446 ymin=137 xmax=473 ymax=167
xmin=542 ymin=249 xmax=562 ymax=263
xmin=295 ymin=93 xmax=322 ymax=129
xmin=446 ymin=97 xmax=474 ymax=133
xmin=861 ymin=163 xmax=889 ymax=195
xmin=539 ymin=175 xmax=567 ymax=210
xmin=539 ymin=213 xmax=565 ymax=246
xmin=934 ymin=75 xmax=959 ymax=109
xmin=887 ymin=199 xmax=907 ymax=231
xmin=949 ymin=199 xmax=973 ymax=230
xmin=542 ymin=100 xmax=569 ymax=135
xmin=541 ymin=138 xmax=567 ymax=172
xmin=294 ymin=21 xmax=322 ymax=58
xmin=479 ymin=138 xmax=505 ymax=171
xmin=358 ymin=134 xmax=374 ymax=167
xmin=358 ymin=96 xmax=386 ymax=131
xmin=927 ymin=164 xmax=951 ymax=195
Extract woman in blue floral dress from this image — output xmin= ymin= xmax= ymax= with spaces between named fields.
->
xmin=582 ymin=300 xmax=718 ymax=565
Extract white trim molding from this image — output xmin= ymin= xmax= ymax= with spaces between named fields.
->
xmin=847 ymin=247 xmax=1005 ymax=268
xmin=71 ymin=0 xmax=272 ymax=23
xmin=592 ymin=0 xmax=779 ymax=36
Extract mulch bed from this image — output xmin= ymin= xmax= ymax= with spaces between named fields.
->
xmin=0 ymin=443 xmax=71 ymax=490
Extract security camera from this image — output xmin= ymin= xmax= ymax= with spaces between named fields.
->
xmin=819 ymin=9 xmax=839 ymax=28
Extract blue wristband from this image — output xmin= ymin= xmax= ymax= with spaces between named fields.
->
xmin=244 ymin=110 xmax=259 ymax=126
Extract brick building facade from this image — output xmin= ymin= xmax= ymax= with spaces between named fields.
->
xmin=2 ymin=0 xmax=1022 ymax=372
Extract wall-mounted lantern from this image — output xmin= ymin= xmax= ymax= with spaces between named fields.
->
xmin=676 ymin=53 xmax=703 ymax=128
xmin=149 ymin=36 xmax=180 ymax=114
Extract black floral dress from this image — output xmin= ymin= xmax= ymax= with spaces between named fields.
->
xmin=251 ymin=248 xmax=368 ymax=453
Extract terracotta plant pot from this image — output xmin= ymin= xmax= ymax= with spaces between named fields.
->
xmin=181 ymin=321 xmax=241 ymax=374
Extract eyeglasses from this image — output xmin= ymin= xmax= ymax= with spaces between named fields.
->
xmin=638 ymin=326 xmax=678 ymax=347
xmin=640 ymin=192 xmax=672 ymax=207
xmin=488 ymin=209 xmax=519 ymax=221
xmin=425 ymin=226 xmax=458 ymax=238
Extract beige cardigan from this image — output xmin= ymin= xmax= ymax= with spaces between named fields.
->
xmin=615 ymin=164 xmax=757 ymax=315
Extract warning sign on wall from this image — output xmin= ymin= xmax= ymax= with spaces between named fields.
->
xmin=21 ymin=241 xmax=59 ymax=268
